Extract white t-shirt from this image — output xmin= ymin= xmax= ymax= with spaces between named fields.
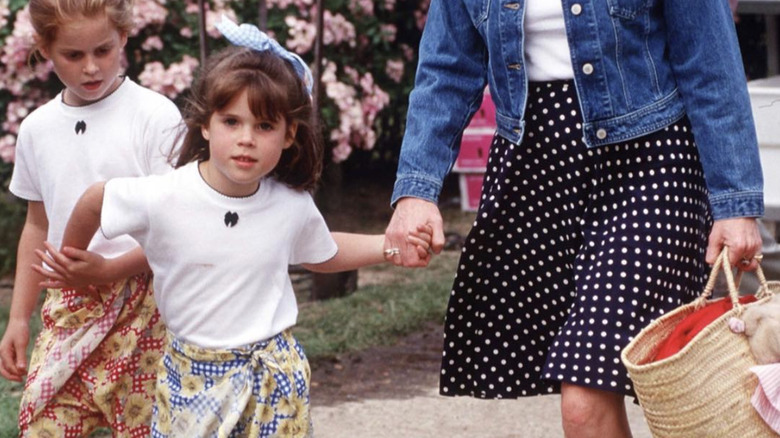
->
xmin=524 ymin=0 xmax=575 ymax=81
xmin=101 ymin=162 xmax=339 ymax=349
xmin=10 ymin=78 xmax=182 ymax=258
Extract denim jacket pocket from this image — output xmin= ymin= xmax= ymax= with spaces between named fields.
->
xmin=606 ymin=0 xmax=652 ymax=19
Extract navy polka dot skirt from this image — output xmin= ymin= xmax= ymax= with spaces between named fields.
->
xmin=439 ymin=80 xmax=713 ymax=399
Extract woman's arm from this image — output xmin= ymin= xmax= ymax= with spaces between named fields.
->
xmin=663 ymin=1 xmax=763 ymax=267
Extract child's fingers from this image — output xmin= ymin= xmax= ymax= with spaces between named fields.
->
xmin=31 ymin=263 xmax=64 ymax=282
xmin=408 ymin=230 xmax=433 ymax=246
xmin=0 ymin=344 xmax=22 ymax=381
xmin=43 ymin=241 xmax=78 ymax=269
xmin=35 ymin=248 xmax=68 ymax=277
xmin=414 ymin=244 xmax=432 ymax=260
xmin=407 ymin=234 xmax=435 ymax=261
xmin=413 ymin=224 xmax=434 ymax=240
xmin=406 ymin=234 xmax=431 ymax=252
xmin=39 ymin=279 xmax=66 ymax=289
xmin=416 ymin=223 xmax=433 ymax=234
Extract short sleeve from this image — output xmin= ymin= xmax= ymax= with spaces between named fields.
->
xmin=289 ymin=195 xmax=338 ymax=265
xmin=101 ymin=176 xmax=154 ymax=244
xmin=143 ymin=98 xmax=183 ymax=176
xmin=8 ymin=125 xmax=42 ymax=201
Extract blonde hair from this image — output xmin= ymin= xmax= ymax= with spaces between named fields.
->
xmin=28 ymin=0 xmax=134 ymax=54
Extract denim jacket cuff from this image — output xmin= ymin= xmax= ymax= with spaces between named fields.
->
xmin=391 ymin=174 xmax=442 ymax=207
xmin=708 ymin=191 xmax=764 ymax=220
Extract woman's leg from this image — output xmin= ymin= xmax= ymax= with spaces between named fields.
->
xmin=560 ymin=383 xmax=632 ymax=438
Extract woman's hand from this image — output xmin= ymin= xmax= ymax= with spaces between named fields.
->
xmin=385 ymin=198 xmax=445 ymax=267
xmin=706 ymin=217 xmax=762 ymax=270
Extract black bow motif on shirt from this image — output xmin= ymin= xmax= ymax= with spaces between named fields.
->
xmin=224 ymin=211 xmax=239 ymax=227
xmin=75 ymin=120 xmax=86 ymax=134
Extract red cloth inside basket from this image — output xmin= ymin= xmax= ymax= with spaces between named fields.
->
xmin=650 ymin=295 xmax=758 ymax=363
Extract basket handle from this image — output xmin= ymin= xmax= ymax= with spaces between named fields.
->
xmin=696 ymin=247 xmax=771 ymax=313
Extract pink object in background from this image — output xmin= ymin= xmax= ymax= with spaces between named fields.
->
xmin=458 ymin=173 xmax=485 ymax=211
xmin=455 ymin=130 xmax=492 ymax=170
xmin=455 ymin=89 xmax=496 ymax=211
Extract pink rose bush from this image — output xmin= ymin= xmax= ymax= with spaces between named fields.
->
xmin=0 ymin=0 xmax=429 ymax=175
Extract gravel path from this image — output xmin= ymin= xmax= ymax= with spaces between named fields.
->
xmin=308 ymin=322 xmax=653 ymax=438
xmin=312 ymin=386 xmax=653 ymax=438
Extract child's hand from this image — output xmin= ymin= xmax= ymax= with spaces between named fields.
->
xmin=406 ymin=224 xmax=434 ymax=263
xmin=0 ymin=319 xmax=30 ymax=381
xmin=32 ymin=241 xmax=109 ymax=290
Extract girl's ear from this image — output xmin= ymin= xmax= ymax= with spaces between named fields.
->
xmin=119 ymin=32 xmax=128 ymax=49
xmin=284 ymin=121 xmax=298 ymax=149
xmin=201 ymin=125 xmax=210 ymax=141
xmin=35 ymin=36 xmax=50 ymax=60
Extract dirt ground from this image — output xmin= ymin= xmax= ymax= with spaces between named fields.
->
xmin=309 ymin=320 xmax=443 ymax=406
xmin=307 ymin=319 xmax=653 ymax=438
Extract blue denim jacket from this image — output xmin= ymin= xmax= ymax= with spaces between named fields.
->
xmin=392 ymin=0 xmax=764 ymax=220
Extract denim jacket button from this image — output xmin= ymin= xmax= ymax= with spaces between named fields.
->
xmin=508 ymin=63 xmax=522 ymax=70
xmin=513 ymin=128 xmax=521 ymax=134
xmin=596 ymin=128 xmax=608 ymax=139
xmin=504 ymin=3 xmax=520 ymax=10
xmin=571 ymin=3 xmax=583 ymax=15
xmin=582 ymin=63 xmax=594 ymax=75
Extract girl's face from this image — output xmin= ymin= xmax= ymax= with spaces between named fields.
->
xmin=39 ymin=13 xmax=127 ymax=106
xmin=200 ymin=88 xmax=297 ymax=197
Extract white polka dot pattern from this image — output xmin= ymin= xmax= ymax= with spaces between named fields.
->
xmin=439 ymin=81 xmax=712 ymax=399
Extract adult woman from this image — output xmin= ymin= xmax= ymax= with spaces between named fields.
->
xmin=384 ymin=0 xmax=763 ymax=436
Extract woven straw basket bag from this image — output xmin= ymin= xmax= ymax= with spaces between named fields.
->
xmin=621 ymin=247 xmax=780 ymax=437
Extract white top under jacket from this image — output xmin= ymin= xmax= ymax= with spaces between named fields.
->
xmin=523 ymin=0 xmax=576 ymax=81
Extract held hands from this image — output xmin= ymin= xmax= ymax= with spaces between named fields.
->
xmin=32 ymin=241 xmax=109 ymax=290
xmin=384 ymin=224 xmax=435 ymax=264
xmin=384 ymin=197 xmax=446 ymax=267
xmin=706 ymin=217 xmax=762 ymax=271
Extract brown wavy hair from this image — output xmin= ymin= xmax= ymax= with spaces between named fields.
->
xmin=175 ymin=46 xmax=323 ymax=192
xmin=28 ymin=0 xmax=134 ymax=57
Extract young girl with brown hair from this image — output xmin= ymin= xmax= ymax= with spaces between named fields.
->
xmin=59 ymin=17 xmax=431 ymax=437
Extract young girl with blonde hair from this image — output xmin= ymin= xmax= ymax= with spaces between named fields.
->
xmin=59 ymin=17 xmax=431 ymax=437
xmin=0 ymin=0 xmax=181 ymax=435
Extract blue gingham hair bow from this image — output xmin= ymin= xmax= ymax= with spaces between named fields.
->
xmin=215 ymin=15 xmax=313 ymax=97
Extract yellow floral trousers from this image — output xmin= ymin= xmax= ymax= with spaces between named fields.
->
xmin=20 ymin=273 xmax=165 ymax=437
xmin=151 ymin=330 xmax=312 ymax=438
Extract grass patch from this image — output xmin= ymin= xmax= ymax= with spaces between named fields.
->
xmin=296 ymin=272 xmax=451 ymax=359
xmin=296 ymin=251 xmax=458 ymax=359
xmin=0 ymin=378 xmax=24 ymax=437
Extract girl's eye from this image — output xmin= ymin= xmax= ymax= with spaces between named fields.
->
xmin=223 ymin=118 xmax=238 ymax=126
xmin=95 ymin=47 xmax=110 ymax=56
xmin=258 ymin=122 xmax=274 ymax=130
xmin=66 ymin=52 xmax=83 ymax=60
